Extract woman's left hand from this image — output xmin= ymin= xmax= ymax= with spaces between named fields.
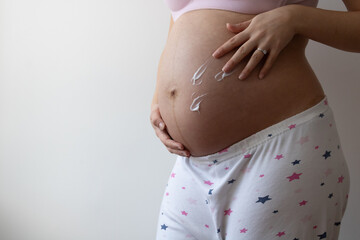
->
xmin=212 ymin=6 xmax=297 ymax=80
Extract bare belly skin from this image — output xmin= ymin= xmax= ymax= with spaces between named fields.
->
xmin=156 ymin=9 xmax=325 ymax=157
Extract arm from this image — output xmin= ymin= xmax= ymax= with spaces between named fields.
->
xmin=288 ymin=0 xmax=360 ymax=52
xmin=151 ymin=16 xmax=174 ymax=108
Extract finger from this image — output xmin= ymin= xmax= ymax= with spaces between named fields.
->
xmin=258 ymin=48 xmax=280 ymax=80
xmin=222 ymin=41 xmax=256 ymax=73
xmin=166 ymin=147 xmax=191 ymax=157
xmin=155 ymin=127 xmax=186 ymax=151
xmin=226 ymin=20 xmax=251 ymax=33
xmin=150 ymin=107 xmax=165 ymax=130
xmin=212 ymin=33 xmax=248 ymax=59
xmin=238 ymin=47 xmax=266 ymax=80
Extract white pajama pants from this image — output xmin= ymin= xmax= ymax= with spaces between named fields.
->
xmin=155 ymin=95 xmax=350 ymax=240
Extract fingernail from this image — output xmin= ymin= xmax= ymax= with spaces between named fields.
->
xmin=212 ymin=50 xmax=219 ymax=57
xmin=259 ymin=73 xmax=264 ymax=79
xmin=222 ymin=65 xmax=228 ymax=72
xmin=159 ymin=122 xmax=164 ymax=129
xmin=178 ymin=145 xmax=183 ymax=150
xmin=239 ymin=72 xmax=245 ymax=80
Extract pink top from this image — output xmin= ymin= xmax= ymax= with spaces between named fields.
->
xmin=164 ymin=0 xmax=319 ymax=22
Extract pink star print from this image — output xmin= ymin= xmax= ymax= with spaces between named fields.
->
xmin=204 ymin=180 xmax=214 ymax=186
xmin=275 ymin=154 xmax=284 ymax=160
xmin=225 ymin=167 xmax=229 ymax=170
xmin=171 ymin=173 xmax=176 ymax=178
xmin=315 ymin=145 xmax=319 ymax=149
xmin=205 ymin=224 xmax=209 ymax=228
xmin=166 ymin=192 xmax=169 ymax=196
xmin=187 ymin=197 xmax=197 ymax=205
xmin=297 ymin=136 xmax=309 ymax=145
xmin=276 ymin=231 xmax=285 ymax=237
xmin=324 ymin=168 xmax=333 ymax=177
xmin=324 ymin=99 xmax=328 ymax=105
xmin=288 ymin=124 xmax=296 ymax=129
xmin=259 ymin=174 xmax=264 ymax=178
xmin=181 ymin=210 xmax=188 ymax=216
xmin=294 ymin=188 xmax=302 ymax=193
xmin=299 ymin=200 xmax=308 ymax=206
xmin=224 ymin=208 xmax=233 ymax=216
xmin=218 ymin=147 xmax=229 ymax=153
xmin=240 ymin=228 xmax=248 ymax=233
xmin=300 ymin=214 xmax=312 ymax=223
xmin=287 ymin=172 xmax=303 ymax=181
xmin=244 ymin=153 xmax=252 ymax=158
xmin=338 ymin=175 xmax=344 ymax=183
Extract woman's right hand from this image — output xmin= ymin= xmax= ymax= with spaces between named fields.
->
xmin=150 ymin=103 xmax=191 ymax=157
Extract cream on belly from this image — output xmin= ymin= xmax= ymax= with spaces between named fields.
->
xmin=189 ymin=54 xmax=237 ymax=114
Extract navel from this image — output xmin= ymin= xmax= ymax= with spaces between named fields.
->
xmin=169 ymin=88 xmax=177 ymax=98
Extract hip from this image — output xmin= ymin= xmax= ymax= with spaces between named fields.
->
xmin=157 ymin=99 xmax=350 ymax=239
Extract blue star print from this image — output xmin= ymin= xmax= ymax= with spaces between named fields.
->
xmin=317 ymin=232 xmax=326 ymax=239
xmin=228 ymin=179 xmax=236 ymax=184
xmin=291 ymin=160 xmax=301 ymax=165
xmin=256 ymin=195 xmax=272 ymax=204
xmin=322 ymin=150 xmax=331 ymax=159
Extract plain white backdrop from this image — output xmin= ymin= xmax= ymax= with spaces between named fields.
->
xmin=0 ymin=0 xmax=358 ymax=239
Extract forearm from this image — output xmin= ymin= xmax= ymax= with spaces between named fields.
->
xmin=287 ymin=4 xmax=360 ymax=52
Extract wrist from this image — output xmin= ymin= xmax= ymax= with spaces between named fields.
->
xmin=284 ymin=4 xmax=305 ymax=36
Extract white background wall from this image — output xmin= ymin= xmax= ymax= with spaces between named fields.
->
xmin=0 ymin=0 xmax=358 ymax=239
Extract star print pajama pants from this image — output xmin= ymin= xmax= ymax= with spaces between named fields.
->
xmin=155 ymin=95 xmax=350 ymax=240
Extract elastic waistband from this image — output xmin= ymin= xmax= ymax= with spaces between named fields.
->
xmin=188 ymin=95 xmax=330 ymax=163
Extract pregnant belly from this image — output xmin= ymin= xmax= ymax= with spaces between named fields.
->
xmin=156 ymin=9 xmax=325 ymax=157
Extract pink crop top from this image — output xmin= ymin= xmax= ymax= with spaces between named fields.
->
xmin=164 ymin=0 xmax=319 ymax=22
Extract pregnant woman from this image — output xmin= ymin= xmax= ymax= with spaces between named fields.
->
xmin=151 ymin=0 xmax=358 ymax=239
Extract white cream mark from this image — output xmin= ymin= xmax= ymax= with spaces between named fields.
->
xmin=214 ymin=69 xmax=236 ymax=81
xmin=190 ymin=56 xmax=215 ymax=85
xmin=190 ymin=93 xmax=208 ymax=113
